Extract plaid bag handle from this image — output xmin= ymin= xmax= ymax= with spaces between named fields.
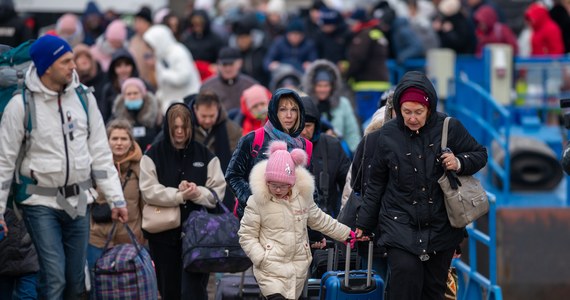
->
xmin=102 ymin=222 xmax=142 ymax=254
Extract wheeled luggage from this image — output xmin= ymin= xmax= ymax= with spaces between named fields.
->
xmin=320 ymin=239 xmax=384 ymax=300
xmin=215 ymin=271 xmax=261 ymax=300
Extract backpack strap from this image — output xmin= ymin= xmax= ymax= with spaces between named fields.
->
xmin=304 ymin=138 xmax=313 ymax=165
xmin=251 ymin=127 xmax=265 ymax=158
xmin=74 ymin=85 xmax=91 ymax=139
xmin=251 ymin=127 xmax=313 ymax=164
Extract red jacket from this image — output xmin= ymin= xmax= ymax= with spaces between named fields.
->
xmin=474 ymin=5 xmax=518 ymax=56
xmin=525 ymin=3 xmax=565 ymax=55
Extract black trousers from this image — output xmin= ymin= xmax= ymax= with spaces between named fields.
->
xmin=148 ymin=240 xmax=209 ymax=300
xmin=386 ymin=247 xmax=454 ymax=300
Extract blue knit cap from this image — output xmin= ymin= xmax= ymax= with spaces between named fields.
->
xmin=29 ymin=35 xmax=73 ymax=77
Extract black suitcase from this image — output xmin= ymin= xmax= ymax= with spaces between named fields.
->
xmin=215 ymin=272 xmax=262 ymax=300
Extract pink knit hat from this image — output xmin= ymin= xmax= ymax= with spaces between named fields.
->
xmin=242 ymin=84 xmax=271 ymax=110
xmin=265 ymin=141 xmax=307 ymax=186
xmin=121 ymin=77 xmax=147 ymax=96
xmin=105 ymin=20 xmax=127 ymax=42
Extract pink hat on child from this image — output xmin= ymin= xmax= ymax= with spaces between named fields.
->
xmin=265 ymin=141 xmax=307 ymax=186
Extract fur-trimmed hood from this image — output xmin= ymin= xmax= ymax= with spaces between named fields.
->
xmin=249 ymin=160 xmax=314 ymax=204
xmin=302 ymin=59 xmax=343 ymax=109
xmin=112 ymin=91 xmax=160 ymax=128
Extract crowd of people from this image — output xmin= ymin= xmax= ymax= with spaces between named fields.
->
xmin=0 ymin=0 xmax=564 ymax=299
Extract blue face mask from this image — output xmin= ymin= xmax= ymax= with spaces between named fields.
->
xmin=125 ymin=99 xmax=143 ymax=110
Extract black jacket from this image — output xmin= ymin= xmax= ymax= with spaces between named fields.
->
xmin=225 ymin=88 xmax=308 ymax=218
xmin=0 ymin=4 xmax=32 ymax=47
xmin=182 ymin=10 xmax=226 ymax=63
xmin=0 ymin=208 xmax=39 ymax=276
xmin=302 ymin=95 xmax=350 ymax=217
xmin=356 ymin=71 xmax=487 ymax=256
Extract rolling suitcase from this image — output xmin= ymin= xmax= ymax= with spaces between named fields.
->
xmin=320 ymin=239 xmax=384 ymax=300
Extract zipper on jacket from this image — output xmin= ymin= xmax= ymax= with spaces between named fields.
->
xmin=57 ymin=94 xmax=70 ymax=186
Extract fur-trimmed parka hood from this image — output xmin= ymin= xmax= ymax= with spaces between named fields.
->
xmin=302 ymin=59 xmax=343 ymax=108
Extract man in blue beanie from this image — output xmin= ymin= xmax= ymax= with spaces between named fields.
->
xmin=0 ymin=34 xmax=128 ymax=299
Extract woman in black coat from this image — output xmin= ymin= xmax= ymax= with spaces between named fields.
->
xmin=356 ymin=71 xmax=487 ymax=300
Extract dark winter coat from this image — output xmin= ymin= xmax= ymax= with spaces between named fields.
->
xmin=225 ymin=89 xmax=309 ymax=218
xmin=0 ymin=4 xmax=32 ymax=47
xmin=0 ymin=208 xmax=39 ymax=276
xmin=314 ymin=24 xmax=351 ymax=63
xmin=435 ymin=12 xmax=477 ymax=55
xmin=182 ymin=10 xmax=226 ymax=63
xmin=356 ymin=71 xmax=487 ymax=256
xmin=550 ymin=3 xmax=570 ymax=53
xmin=263 ymin=36 xmax=318 ymax=73
xmin=229 ymin=30 xmax=270 ymax=87
xmin=346 ymin=20 xmax=390 ymax=83
xmin=303 ymin=95 xmax=350 ymax=217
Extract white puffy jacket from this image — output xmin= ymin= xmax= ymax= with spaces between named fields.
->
xmin=143 ymin=25 xmax=201 ymax=114
xmin=0 ymin=64 xmax=124 ymax=216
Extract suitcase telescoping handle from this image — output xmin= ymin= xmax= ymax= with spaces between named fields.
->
xmin=344 ymin=234 xmax=374 ymax=288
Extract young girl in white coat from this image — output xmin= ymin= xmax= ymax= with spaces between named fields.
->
xmin=238 ymin=141 xmax=355 ymax=300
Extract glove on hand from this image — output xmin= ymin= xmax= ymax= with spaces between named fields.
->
xmin=344 ymin=230 xmax=356 ymax=249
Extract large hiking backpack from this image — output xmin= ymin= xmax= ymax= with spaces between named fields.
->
xmin=0 ymin=39 xmax=34 ymax=120
xmin=0 ymin=40 xmax=92 ymax=206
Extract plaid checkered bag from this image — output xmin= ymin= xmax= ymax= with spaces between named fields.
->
xmin=94 ymin=223 xmax=158 ymax=300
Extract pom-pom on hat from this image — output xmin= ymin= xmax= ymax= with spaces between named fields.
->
xmin=265 ymin=141 xmax=307 ymax=186
xmin=399 ymin=87 xmax=429 ymax=108
xmin=30 ymin=35 xmax=73 ymax=77
xmin=121 ymin=77 xmax=147 ymax=96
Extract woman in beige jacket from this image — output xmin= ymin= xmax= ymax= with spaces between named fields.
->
xmin=238 ymin=141 xmax=355 ymax=300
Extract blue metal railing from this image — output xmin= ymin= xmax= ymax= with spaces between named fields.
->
xmin=447 ymin=72 xmax=512 ymax=205
xmin=453 ymin=193 xmax=502 ymax=300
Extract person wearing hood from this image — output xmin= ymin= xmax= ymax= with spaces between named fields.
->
xmin=0 ymin=35 xmax=128 ymax=299
xmin=90 ymin=19 xmax=129 ymax=72
xmin=182 ymin=10 xmax=226 ymax=67
xmin=101 ymin=49 xmax=142 ymax=123
xmin=81 ymin=1 xmax=106 ymax=46
xmin=226 ymin=88 xmax=312 ymax=219
xmin=525 ymin=2 xmax=565 ymax=55
xmin=143 ymin=24 xmax=202 ymax=115
xmin=73 ymin=43 xmax=106 ymax=115
xmin=238 ymin=141 xmax=355 ymax=300
xmin=0 ymin=0 xmax=32 ymax=47
xmin=111 ymin=78 xmax=162 ymax=151
xmin=87 ymin=119 xmax=145 ymax=288
xmin=229 ymin=14 xmax=270 ymax=87
xmin=301 ymin=96 xmax=350 ymax=218
xmin=302 ymin=59 xmax=361 ymax=153
xmin=189 ymin=90 xmax=242 ymax=207
xmin=473 ymin=5 xmax=518 ymax=56
xmin=201 ymin=46 xmax=258 ymax=114
xmin=268 ymin=63 xmax=303 ymax=92
xmin=355 ymin=71 xmax=487 ymax=299
xmin=139 ymin=103 xmax=226 ymax=300
xmin=236 ymin=84 xmax=271 ymax=136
